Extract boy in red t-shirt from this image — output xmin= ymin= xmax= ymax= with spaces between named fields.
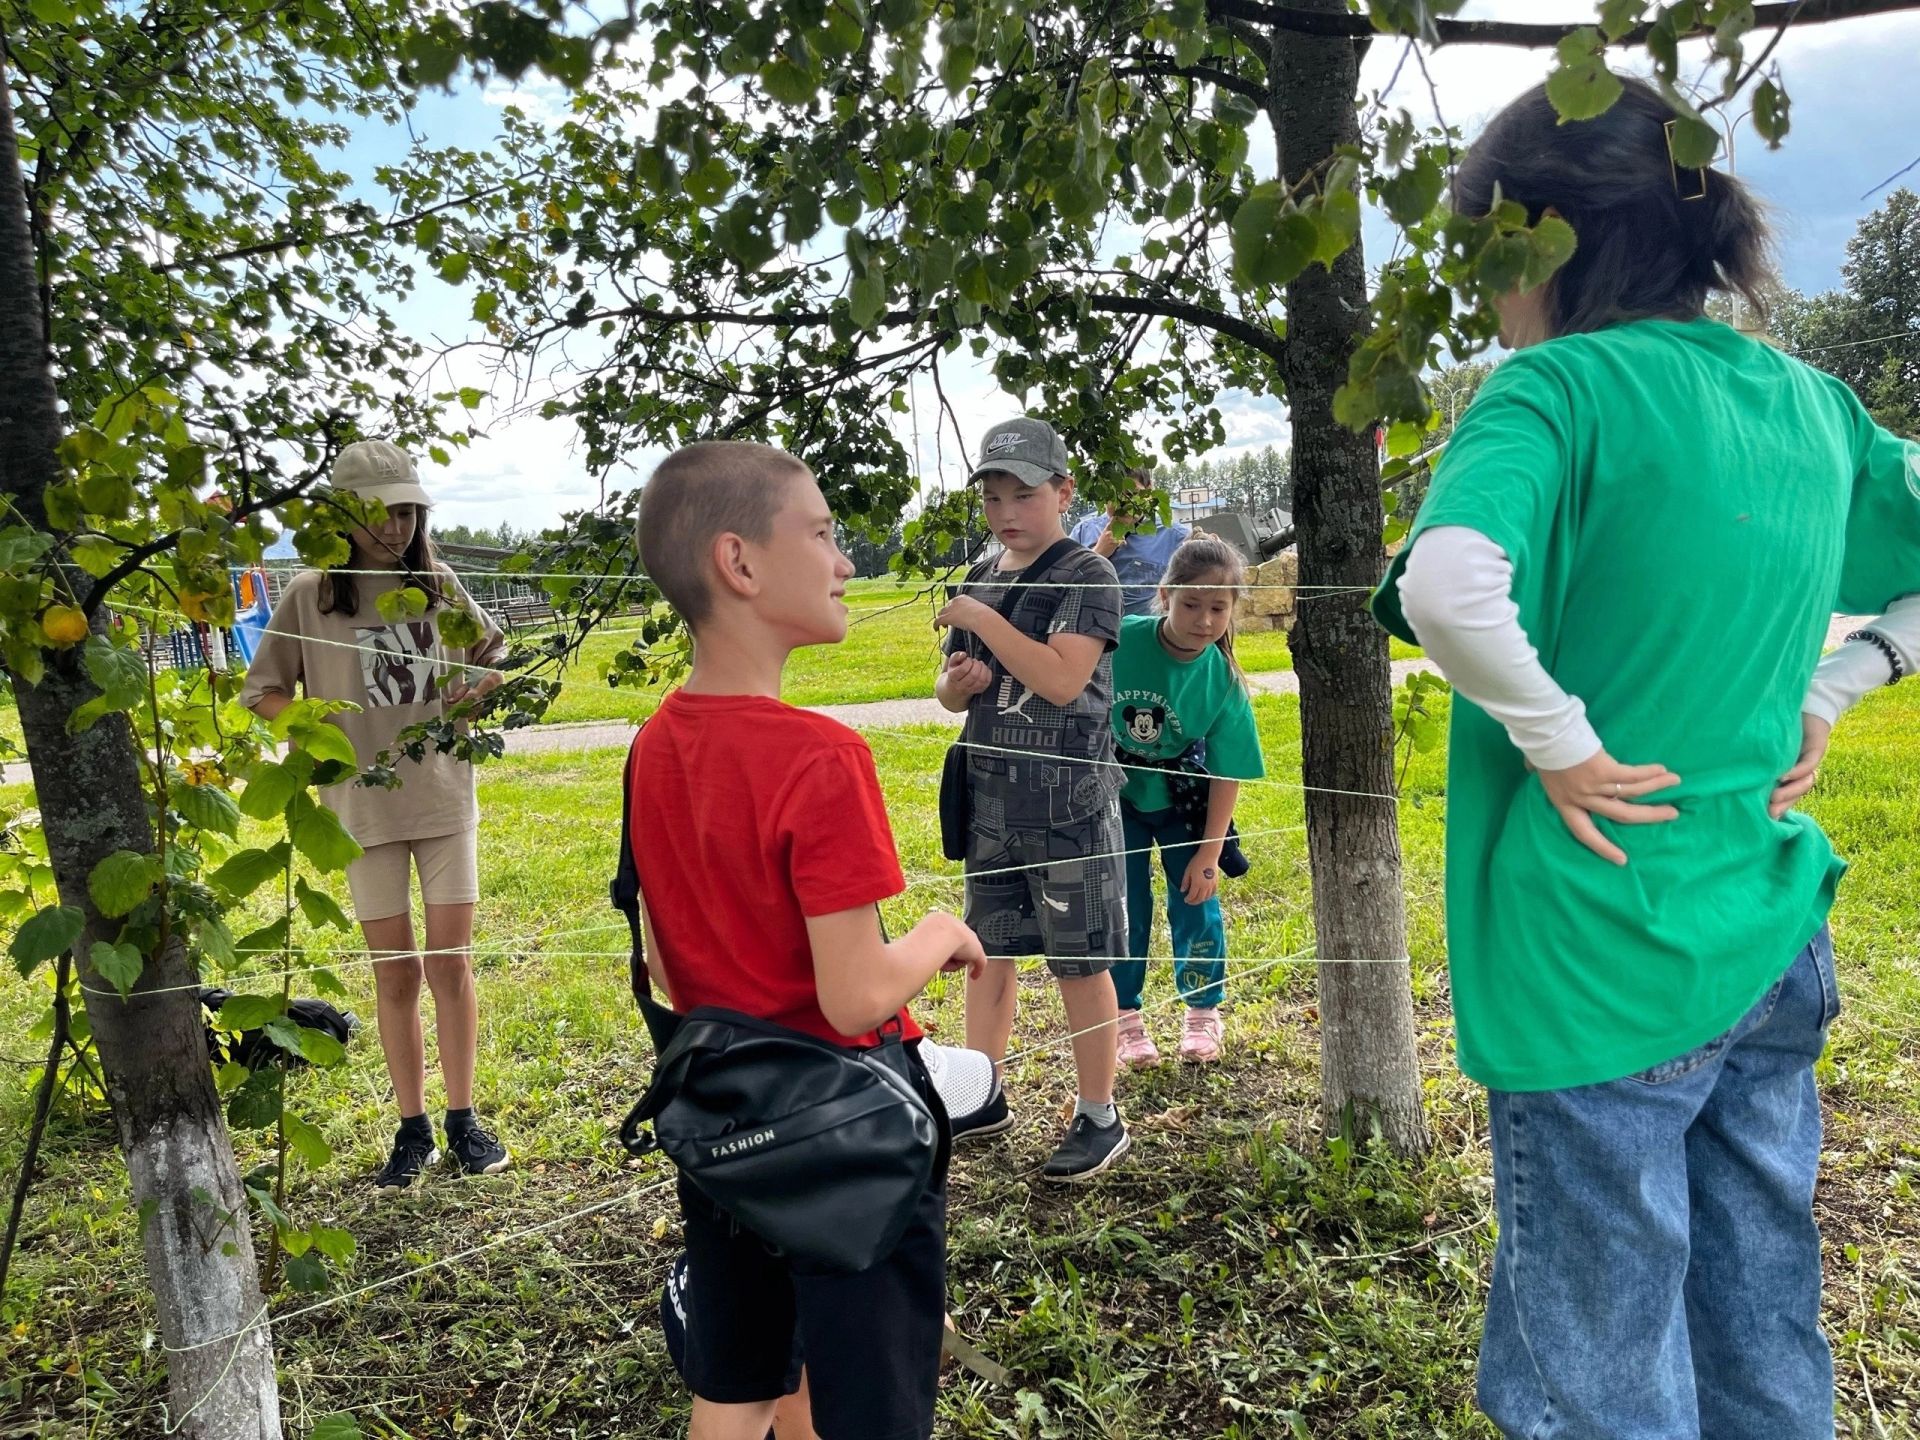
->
xmin=628 ymin=441 xmax=985 ymax=1440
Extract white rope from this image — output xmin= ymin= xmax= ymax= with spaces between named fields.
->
xmin=862 ymin=726 xmax=1404 ymax=805
xmin=161 ymin=1176 xmax=675 ymax=1360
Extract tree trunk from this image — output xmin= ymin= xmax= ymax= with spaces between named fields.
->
xmin=1269 ymin=9 xmax=1431 ymax=1156
xmin=0 ymin=66 xmax=283 ymax=1439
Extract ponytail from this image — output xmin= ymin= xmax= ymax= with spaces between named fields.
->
xmin=1454 ymin=76 xmax=1775 ymax=337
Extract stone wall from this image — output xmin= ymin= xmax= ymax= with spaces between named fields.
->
xmin=1235 ymin=550 xmax=1296 ymax=633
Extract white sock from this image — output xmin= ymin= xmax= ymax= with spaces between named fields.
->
xmin=1074 ymin=1097 xmax=1118 ymax=1128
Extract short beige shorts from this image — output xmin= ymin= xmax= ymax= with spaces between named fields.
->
xmin=346 ymin=828 xmax=480 ymax=923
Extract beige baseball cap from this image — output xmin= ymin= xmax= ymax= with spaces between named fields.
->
xmin=331 ymin=439 xmax=433 ymax=510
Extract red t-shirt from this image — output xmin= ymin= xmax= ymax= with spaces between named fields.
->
xmin=626 ymin=690 xmax=919 ymax=1047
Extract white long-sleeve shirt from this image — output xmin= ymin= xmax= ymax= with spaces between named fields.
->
xmin=1397 ymin=525 xmax=1920 ymax=771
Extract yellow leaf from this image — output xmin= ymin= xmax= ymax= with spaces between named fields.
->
xmin=651 ymin=1215 xmax=669 ymax=1242
xmin=42 ymin=605 xmax=89 ymax=647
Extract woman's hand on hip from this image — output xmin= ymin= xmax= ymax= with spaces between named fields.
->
xmin=1769 ymin=713 xmax=1832 ymax=820
xmin=1537 ymin=749 xmax=1681 ymax=867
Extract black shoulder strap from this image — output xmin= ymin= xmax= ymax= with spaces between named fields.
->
xmin=1003 ymin=537 xmax=1081 ymax=610
xmin=953 ymin=537 xmax=1084 ymax=668
xmin=613 ymin=725 xmax=648 ymax=1006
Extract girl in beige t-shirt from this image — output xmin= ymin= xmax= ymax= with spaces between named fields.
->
xmin=243 ymin=440 xmax=511 ymax=1192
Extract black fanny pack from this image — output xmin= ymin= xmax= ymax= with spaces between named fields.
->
xmin=614 ymin=729 xmax=941 ymax=1273
xmin=619 ymin=994 xmax=939 ymax=1273
xmin=938 ymin=537 xmax=1083 ymax=861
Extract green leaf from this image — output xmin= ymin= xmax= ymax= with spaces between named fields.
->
xmin=238 ymin=760 xmax=306 ymax=821
xmin=1666 ymin=113 xmax=1718 ymax=170
xmin=1544 ymin=30 xmax=1623 ymax=123
xmin=1750 ymin=78 xmax=1790 ymax=146
xmin=89 ymin=941 xmax=144 ymax=997
xmin=311 ymin=1413 xmax=364 ymax=1440
xmin=173 ymin=783 xmax=240 ymax=838
xmin=414 ymin=215 xmax=443 ymax=249
xmin=216 ymin=993 xmax=286 ymax=1032
xmin=684 ymin=156 xmax=735 ymax=207
xmin=1231 ymin=187 xmax=1320 ymax=289
xmin=198 ymin=916 xmax=237 ymax=968
xmin=283 ymin=716 xmax=357 ymax=770
xmin=1377 ymin=153 xmax=1445 ymax=228
xmin=849 ymin=267 xmax=887 ymax=329
xmin=233 ymin=916 xmax=292 ymax=958
xmin=375 ymin=586 xmax=429 ymax=623
xmin=10 ymin=905 xmax=84 ymax=978
xmin=760 ymin=55 xmax=817 ymax=105
xmin=263 ymin=1018 xmax=306 ymax=1057
xmin=297 ymin=1026 xmax=348 ymax=1067
xmin=69 ymin=637 xmax=149 ymax=734
xmin=437 ymin=606 xmax=484 ymax=650
xmin=227 ymin=1067 xmax=283 ymax=1130
xmin=295 ymin=878 xmax=353 ymax=932
xmin=309 ymin=1224 xmax=356 ymax=1264
xmin=285 ymin=1252 xmax=329 ymax=1294
xmin=209 ymin=841 xmax=291 ymax=900
xmin=938 ymin=41 xmax=976 ymax=95
xmin=88 ymin=850 xmax=161 ymax=918
xmin=286 ymin=793 xmax=364 ymax=873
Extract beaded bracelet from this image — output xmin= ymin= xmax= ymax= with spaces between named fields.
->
xmin=1845 ymin=628 xmax=1907 ymax=686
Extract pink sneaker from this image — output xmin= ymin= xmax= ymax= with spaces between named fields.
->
xmin=1178 ymin=1007 xmax=1224 ymax=1063
xmin=1115 ymin=1009 xmax=1160 ymax=1068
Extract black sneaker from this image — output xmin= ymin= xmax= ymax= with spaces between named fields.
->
xmin=374 ymin=1126 xmax=440 ymax=1194
xmin=947 ymin=1085 xmax=1013 ymax=1145
xmin=445 ymin=1119 xmax=512 ymax=1177
xmin=1040 ymin=1114 xmax=1130 ymax=1184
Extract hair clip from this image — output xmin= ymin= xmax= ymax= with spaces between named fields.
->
xmin=1664 ymin=119 xmax=1709 ymax=202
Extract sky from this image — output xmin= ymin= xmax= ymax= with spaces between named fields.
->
xmin=337 ymin=3 xmax=1920 ymax=534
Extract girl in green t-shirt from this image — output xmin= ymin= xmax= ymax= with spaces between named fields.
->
xmin=1109 ymin=535 xmax=1266 ymax=1066
xmin=1372 ymin=76 xmax=1920 ymax=1440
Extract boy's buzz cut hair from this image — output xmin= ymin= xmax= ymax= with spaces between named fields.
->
xmin=637 ymin=441 xmax=811 ymax=627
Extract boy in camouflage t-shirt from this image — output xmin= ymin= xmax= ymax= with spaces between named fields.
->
xmin=935 ymin=416 xmax=1130 ymax=1183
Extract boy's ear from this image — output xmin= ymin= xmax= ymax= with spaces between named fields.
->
xmin=1055 ymin=474 xmax=1075 ymax=511
xmin=710 ymin=531 xmax=758 ymax=600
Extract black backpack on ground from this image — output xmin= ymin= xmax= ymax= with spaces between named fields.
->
xmin=198 ymin=988 xmax=359 ymax=1071
xmin=612 ymin=730 xmax=941 ymax=1274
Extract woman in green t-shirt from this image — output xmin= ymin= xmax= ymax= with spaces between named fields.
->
xmin=1372 ymin=78 xmax=1920 ymax=1439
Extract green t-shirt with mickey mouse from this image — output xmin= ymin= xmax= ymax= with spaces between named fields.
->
xmin=1372 ymin=316 xmax=1920 ymax=1093
xmin=1109 ymin=613 xmax=1266 ymax=812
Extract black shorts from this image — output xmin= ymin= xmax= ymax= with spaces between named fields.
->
xmin=670 ymin=1048 xmax=950 ymax=1440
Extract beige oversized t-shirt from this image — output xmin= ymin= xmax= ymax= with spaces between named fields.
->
xmin=240 ymin=567 xmax=508 ymax=850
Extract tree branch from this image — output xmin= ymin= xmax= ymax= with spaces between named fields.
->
xmin=1206 ymin=0 xmax=1920 ymax=47
xmin=148 ymin=171 xmax=544 ymax=277
xmin=578 ymin=291 xmax=1287 ymax=366
xmin=1112 ymin=61 xmax=1271 ymax=104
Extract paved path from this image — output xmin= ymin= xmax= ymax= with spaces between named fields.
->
xmin=0 ymin=616 xmax=1869 ymax=784
xmin=502 ymin=657 xmax=1442 ymax=760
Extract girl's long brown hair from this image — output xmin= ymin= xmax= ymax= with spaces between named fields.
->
xmin=1158 ymin=534 xmax=1249 ymax=688
xmin=317 ymin=510 xmax=448 ymax=618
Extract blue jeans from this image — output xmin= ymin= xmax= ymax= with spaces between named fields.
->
xmin=1481 ymin=929 xmax=1841 ymax=1439
xmin=1112 ymin=802 xmax=1227 ymax=1012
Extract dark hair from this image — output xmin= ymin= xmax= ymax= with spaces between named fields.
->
xmin=319 ymin=512 xmax=446 ymax=618
xmin=1454 ymin=76 xmax=1773 ymax=337
xmin=1157 ymin=534 xmax=1249 ymax=687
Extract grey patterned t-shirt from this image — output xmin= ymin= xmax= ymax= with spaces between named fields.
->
xmin=945 ymin=544 xmax=1123 ymax=827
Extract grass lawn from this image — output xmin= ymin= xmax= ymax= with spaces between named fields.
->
xmin=514 ymin=577 xmax=1420 ymax=726
xmin=0 ymin=677 xmax=1915 ymax=1437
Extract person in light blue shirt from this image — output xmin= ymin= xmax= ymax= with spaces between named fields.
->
xmin=1070 ymin=470 xmax=1191 ymax=615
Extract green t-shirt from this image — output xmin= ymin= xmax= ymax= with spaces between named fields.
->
xmin=1372 ymin=317 xmax=1920 ymax=1092
xmin=1109 ymin=613 xmax=1267 ymax=811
